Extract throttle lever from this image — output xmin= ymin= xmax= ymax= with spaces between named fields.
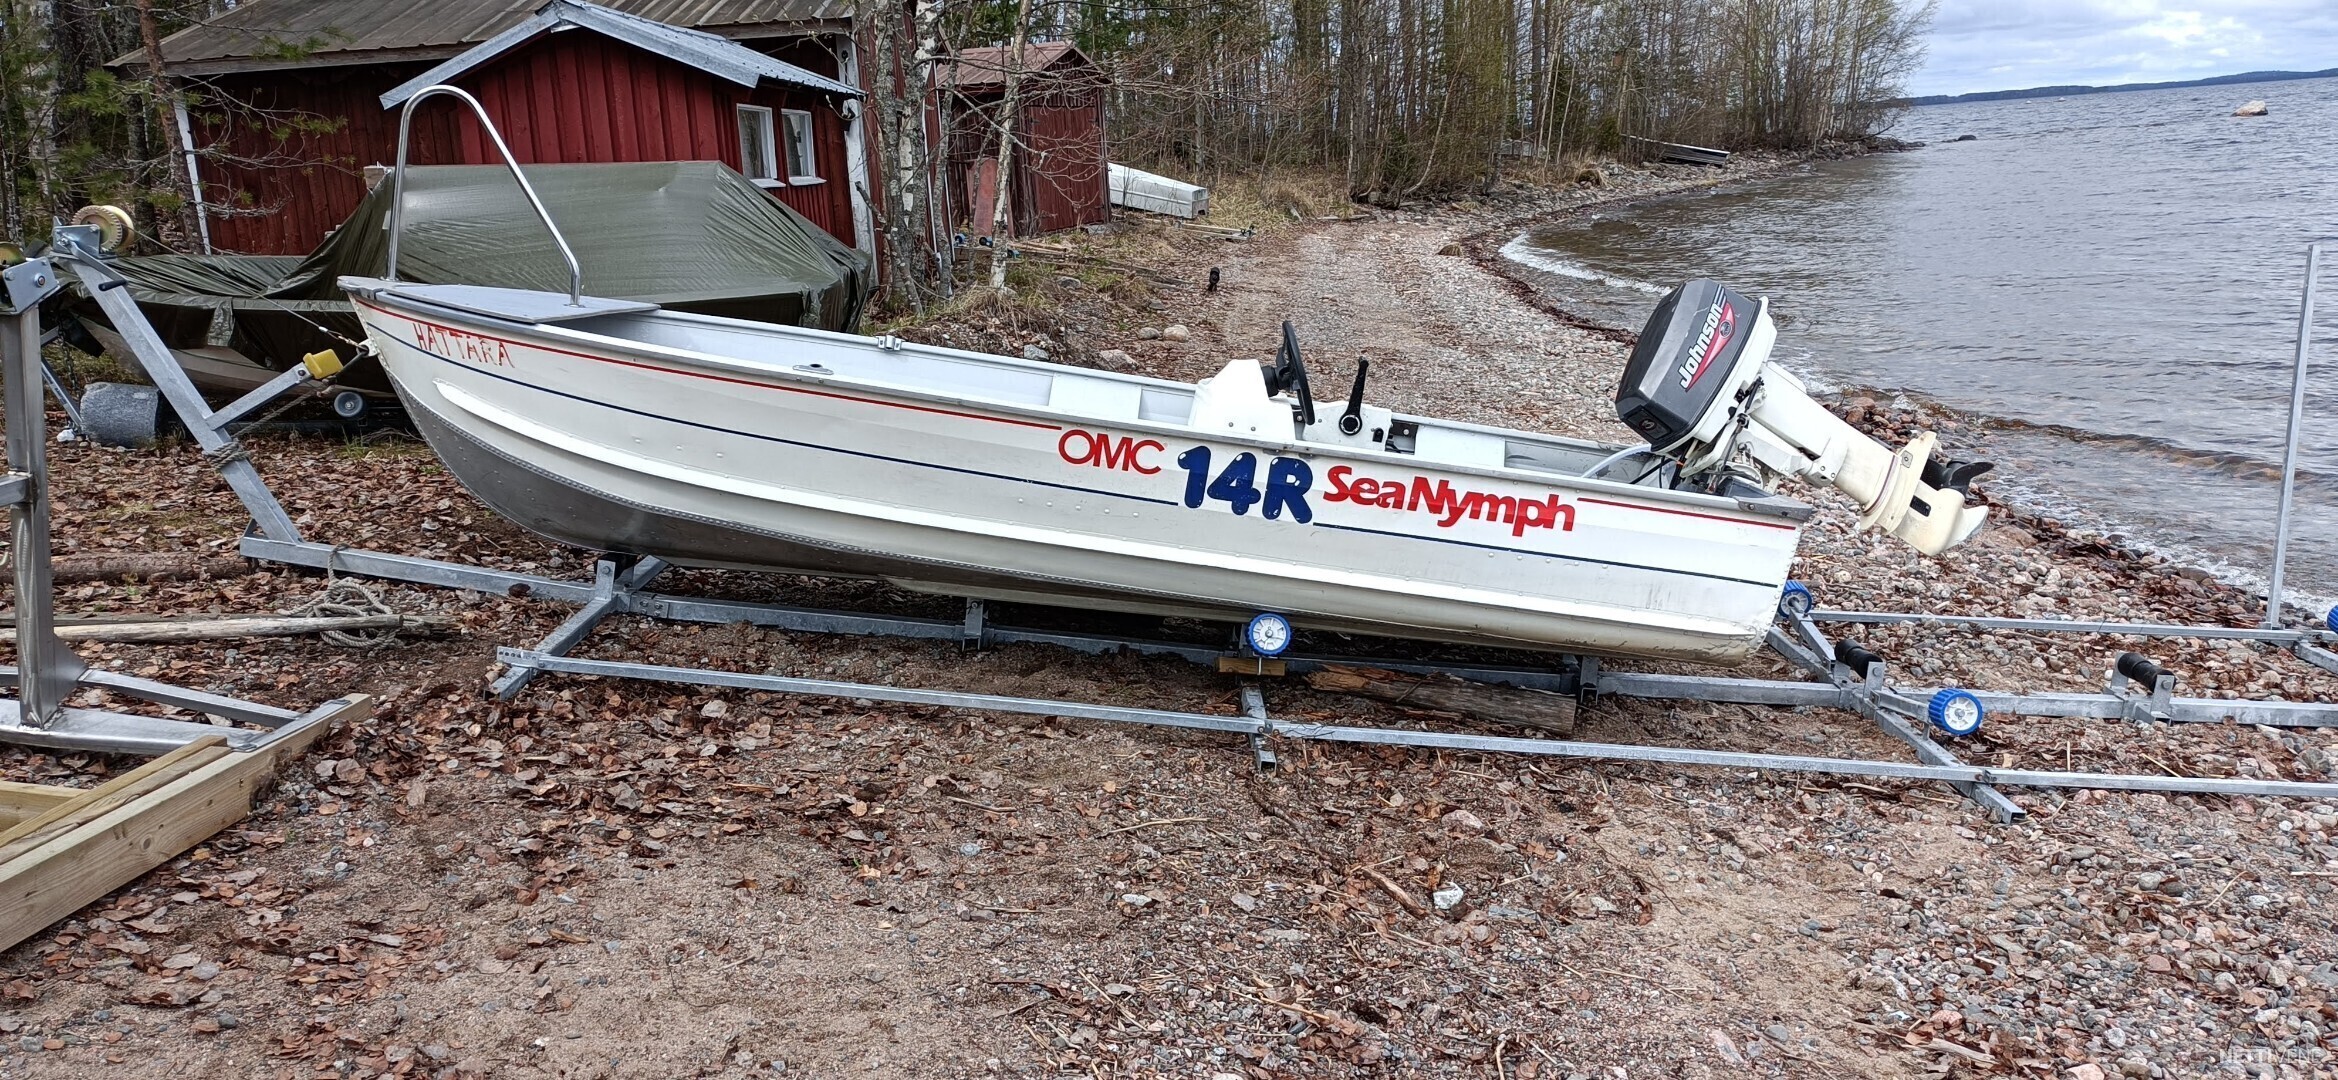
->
xmin=1339 ymin=356 xmax=1370 ymax=436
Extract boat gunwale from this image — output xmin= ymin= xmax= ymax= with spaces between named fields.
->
xmin=343 ymin=278 xmax=1811 ymax=531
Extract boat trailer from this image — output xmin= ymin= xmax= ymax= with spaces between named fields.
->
xmin=32 ymin=222 xmax=2338 ymax=824
xmin=0 ymin=227 xmax=370 ymax=954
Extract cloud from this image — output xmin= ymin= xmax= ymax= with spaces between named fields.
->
xmin=1911 ymin=0 xmax=2337 ymax=95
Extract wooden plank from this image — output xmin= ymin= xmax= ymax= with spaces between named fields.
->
xmin=0 ymin=696 xmax=368 ymax=953
xmin=0 ymin=781 xmax=78 ymax=828
xmin=1303 ymin=665 xmax=1578 ymax=736
xmin=0 ymin=614 xmax=443 ymax=644
xmin=607 ymin=44 xmax=641 ymax=161
xmin=0 ymin=737 xmax=229 ymax=853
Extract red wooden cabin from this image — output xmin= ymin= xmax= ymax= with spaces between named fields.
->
xmin=943 ymin=42 xmax=1110 ymax=238
xmin=134 ymin=0 xmax=876 ymax=257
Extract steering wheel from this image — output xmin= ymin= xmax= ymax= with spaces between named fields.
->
xmin=1275 ymin=320 xmax=1318 ymax=428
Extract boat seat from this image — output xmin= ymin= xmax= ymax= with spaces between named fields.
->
xmin=1188 ymin=358 xmax=1297 ymax=440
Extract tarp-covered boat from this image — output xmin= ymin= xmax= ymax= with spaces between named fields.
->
xmin=70 ymin=162 xmax=872 ymax=400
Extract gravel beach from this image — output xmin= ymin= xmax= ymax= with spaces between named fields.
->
xmin=3 ymin=156 xmax=2337 ymax=1080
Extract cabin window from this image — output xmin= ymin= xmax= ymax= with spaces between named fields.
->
xmin=781 ymin=109 xmax=820 ymax=184
xmin=736 ymin=105 xmax=778 ymax=183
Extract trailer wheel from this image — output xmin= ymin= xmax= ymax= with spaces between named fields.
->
xmin=331 ymin=390 xmax=367 ymax=421
xmin=1927 ymin=689 xmax=1985 ymax=737
xmin=1777 ymin=581 xmax=1814 ymax=620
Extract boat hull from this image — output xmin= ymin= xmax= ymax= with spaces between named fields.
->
xmin=348 ymin=282 xmax=1803 ymax=663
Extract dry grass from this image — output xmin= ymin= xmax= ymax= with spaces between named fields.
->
xmin=1499 ymin=155 xmax=1609 ymax=191
xmin=1192 ymin=169 xmax=1354 ymax=233
xmin=45 ymin=342 xmax=143 ymax=387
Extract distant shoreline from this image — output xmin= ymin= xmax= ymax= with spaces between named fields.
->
xmin=1905 ymin=67 xmax=2337 ymax=107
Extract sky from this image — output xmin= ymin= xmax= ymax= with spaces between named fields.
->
xmin=1913 ymin=0 xmax=2338 ymax=96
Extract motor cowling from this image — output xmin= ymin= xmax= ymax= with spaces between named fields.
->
xmin=1617 ymin=279 xmax=1766 ymax=452
xmin=1616 ymin=280 xmax=1992 ymax=556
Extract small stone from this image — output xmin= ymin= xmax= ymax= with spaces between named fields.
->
xmin=2233 ymin=100 xmax=2268 ymax=117
xmin=1229 ymin=892 xmax=1259 ymax=912
xmin=1439 ymin=808 xmax=1487 ymax=832
xmin=699 ymin=700 xmax=729 ymax=718
xmin=1160 ymin=324 xmax=1191 ymax=342
xmin=1431 ymin=885 xmax=1465 ymax=911
xmin=2067 ymin=1064 xmax=2107 ymax=1080
xmin=190 ymin=962 xmax=222 ymax=982
xmin=1136 ymin=327 xmax=1162 ymax=340
xmin=2119 ymin=1059 xmax=2152 ymax=1077
xmin=1095 ymin=349 xmax=1133 ymax=370
xmin=1022 ymin=344 xmax=1051 ymax=361
xmin=1120 ymin=893 xmax=1154 ymax=908
xmin=1438 ymin=242 xmax=1464 ymax=256
xmin=162 ymin=953 xmax=201 ymax=969
xmin=1587 ymin=895 xmax=1619 ymax=914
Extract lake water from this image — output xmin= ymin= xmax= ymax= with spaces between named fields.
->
xmin=1504 ymin=77 xmax=2338 ymax=612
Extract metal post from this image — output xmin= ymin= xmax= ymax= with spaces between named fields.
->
xmin=387 ymin=85 xmax=581 ymax=306
xmin=2266 ymin=241 xmax=2322 ymax=628
xmin=2 ymin=305 xmax=87 ymax=726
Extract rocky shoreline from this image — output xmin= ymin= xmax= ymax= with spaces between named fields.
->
xmin=1454 ymin=149 xmax=2332 ymax=632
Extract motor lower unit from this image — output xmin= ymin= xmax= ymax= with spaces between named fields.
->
xmin=1617 ymin=279 xmax=1992 ymax=555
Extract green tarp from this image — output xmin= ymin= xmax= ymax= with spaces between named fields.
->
xmin=74 ymin=161 xmax=872 ymax=392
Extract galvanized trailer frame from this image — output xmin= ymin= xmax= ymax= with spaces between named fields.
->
xmin=0 ymin=228 xmax=369 ymax=955
xmin=50 ymin=204 xmax=2338 ymax=821
xmin=3 ymin=227 xmax=363 ymax=758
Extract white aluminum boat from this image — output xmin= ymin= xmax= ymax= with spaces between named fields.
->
xmin=1108 ymin=163 xmax=1211 ymax=219
xmin=343 ymin=277 xmax=1813 ymax=661
xmin=338 ymin=87 xmax=1996 ymax=666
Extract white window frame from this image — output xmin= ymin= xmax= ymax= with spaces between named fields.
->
xmin=736 ymin=104 xmax=779 ymax=185
xmin=780 ymin=108 xmax=821 ymax=186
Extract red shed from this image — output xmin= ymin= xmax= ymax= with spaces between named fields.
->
xmin=133 ymin=0 xmax=877 ymax=258
xmin=943 ymin=42 xmax=1109 ymax=238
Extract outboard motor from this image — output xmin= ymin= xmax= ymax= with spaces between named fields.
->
xmin=1616 ymin=280 xmax=1991 ymax=555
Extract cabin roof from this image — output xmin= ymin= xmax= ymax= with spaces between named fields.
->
xmin=132 ymin=0 xmax=848 ymax=75
xmin=944 ymin=42 xmax=1097 ymax=92
xmin=379 ymin=0 xmax=859 ymax=107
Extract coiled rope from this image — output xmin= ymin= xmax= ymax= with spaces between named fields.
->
xmin=281 ymin=575 xmax=401 ymax=648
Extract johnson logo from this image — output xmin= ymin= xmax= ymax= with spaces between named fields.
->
xmin=1324 ymin=465 xmax=1575 ymax=538
xmin=1676 ymin=299 xmax=1735 ymax=390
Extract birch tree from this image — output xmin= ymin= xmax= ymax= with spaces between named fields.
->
xmin=984 ymin=0 xmax=1032 ymax=293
